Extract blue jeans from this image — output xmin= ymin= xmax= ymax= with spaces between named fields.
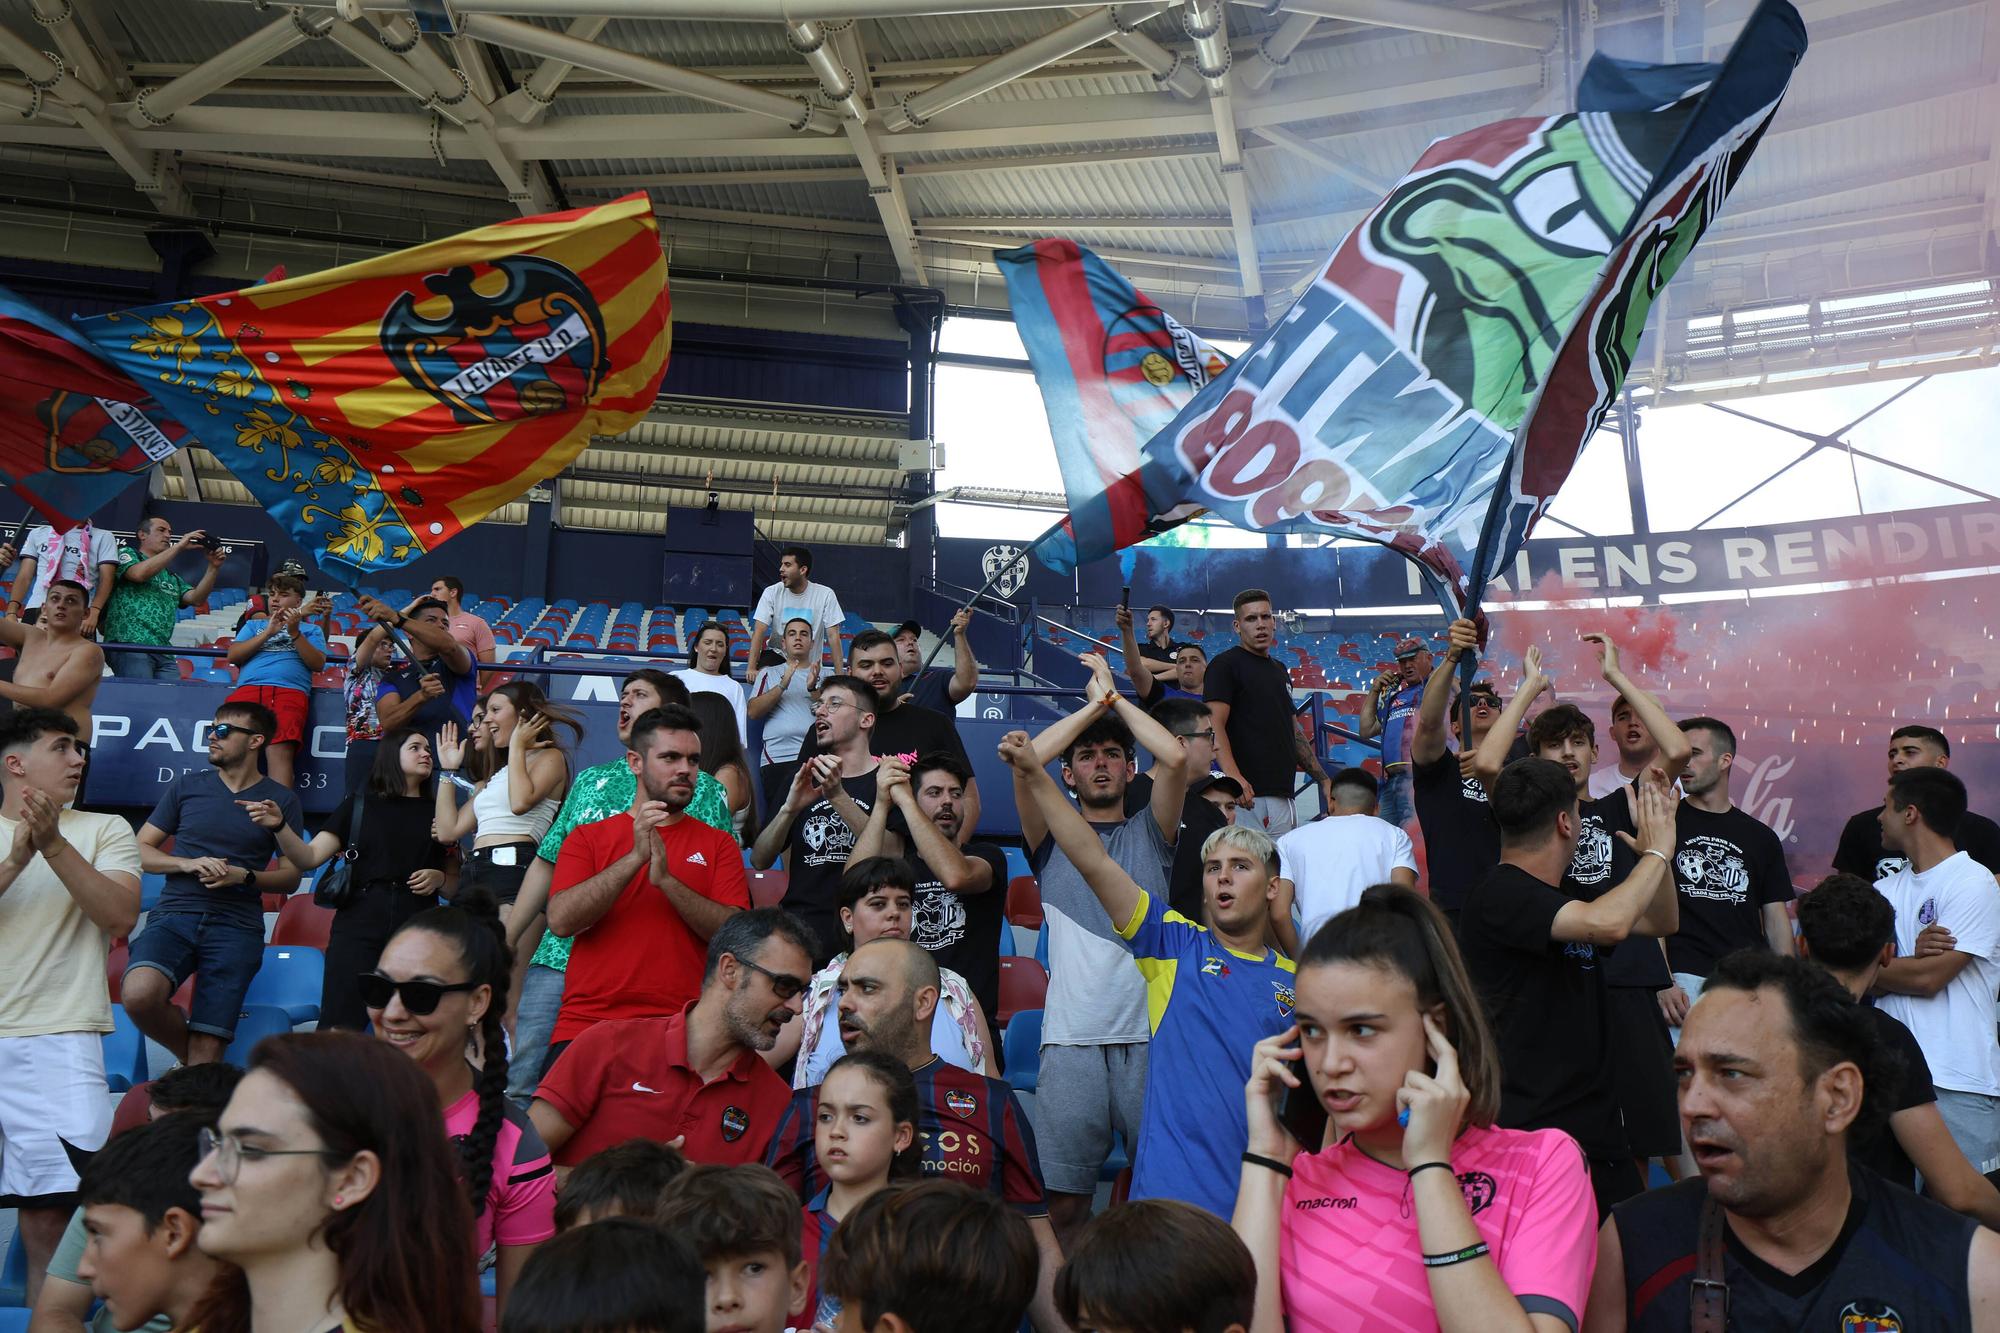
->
xmin=125 ymin=910 xmax=264 ymax=1039
xmin=107 ymin=649 xmax=179 ymax=680
xmin=508 ymin=963 xmax=565 ymax=1107
xmin=1378 ymin=767 xmax=1415 ymax=828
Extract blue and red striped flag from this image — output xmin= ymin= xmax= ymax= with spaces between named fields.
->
xmin=995 ymin=240 xmax=1231 ymax=572
xmin=1007 ymin=0 xmax=1805 ymax=612
xmin=0 ymin=287 xmax=184 ymax=528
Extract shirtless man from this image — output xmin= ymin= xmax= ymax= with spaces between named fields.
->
xmin=0 ymin=579 xmax=105 ymax=734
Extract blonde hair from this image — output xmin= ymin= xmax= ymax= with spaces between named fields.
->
xmin=1199 ymin=823 xmax=1279 ymax=878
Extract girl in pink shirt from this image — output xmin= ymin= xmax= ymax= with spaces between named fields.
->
xmin=1232 ymin=885 xmax=1597 ymax=1333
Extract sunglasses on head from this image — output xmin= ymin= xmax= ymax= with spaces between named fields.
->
xmin=208 ymin=722 xmax=266 ymax=741
xmin=358 ymin=972 xmax=479 ymax=1015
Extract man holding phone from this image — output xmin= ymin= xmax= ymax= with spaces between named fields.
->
xmin=104 ymin=517 xmax=228 ymax=679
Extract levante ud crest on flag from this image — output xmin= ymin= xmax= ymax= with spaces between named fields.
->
xmin=381 ymin=256 xmax=610 ymax=426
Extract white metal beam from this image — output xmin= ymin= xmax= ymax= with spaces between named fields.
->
xmin=848 ymin=118 xmax=930 ymax=282
xmin=494 ymin=16 xmax=608 ymax=123
xmin=0 ymin=23 xmax=193 ymax=214
xmin=1241 ymin=13 xmax=1318 ymax=92
xmin=1248 ymin=124 xmax=1390 ymax=193
xmin=1251 ymin=0 xmax=1556 ymax=50
xmin=129 ymin=10 xmax=331 ymax=127
xmin=915 ymin=212 xmax=1231 ymax=232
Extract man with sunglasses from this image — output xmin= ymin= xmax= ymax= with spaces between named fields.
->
xmin=1409 ymin=617 xmax=1513 ymax=927
xmin=126 ymin=702 xmax=303 ymax=1069
xmin=542 ymin=704 xmax=749 ymax=1062
xmin=530 ymin=907 xmax=817 ymax=1173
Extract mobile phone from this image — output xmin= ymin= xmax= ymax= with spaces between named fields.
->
xmin=1279 ymin=1078 xmax=1330 ymax=1152
xmin=1119 ymin=585 xmax=1131 ymax=611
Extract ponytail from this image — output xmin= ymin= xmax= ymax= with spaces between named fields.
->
xmin=1298 ymin=884 xmax=1502 ymax=1127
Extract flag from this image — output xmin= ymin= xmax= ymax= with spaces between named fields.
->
xmin=0 ymin=287 xmax=186 ymax=529
xmin=76 ymin=192 xmax=672 ymax=582
xmin=995 ymin=240 xmax=1232 ymax=572
xmin=1023 ymin=0 xmax=1805 ymax=610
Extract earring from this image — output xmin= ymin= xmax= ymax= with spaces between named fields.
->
xmin=332 ymin=1194 xmax=345 ymax=1208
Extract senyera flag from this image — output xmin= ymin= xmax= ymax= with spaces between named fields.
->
xmin=1039 ymin=0 xmax=1806 ymax=611
xmin=0 ymin=286 xmax=186 ymax=530
xmin=76 ymin=192 xmax=671 ymax=582
xmin=995 ymin=240 xmax=1232 ymax=573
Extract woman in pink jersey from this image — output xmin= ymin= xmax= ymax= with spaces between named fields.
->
xmin=1232 ymin=885 xmax=1598 ymax=1333
xmin=366 ymin=892 xmax=557 ymax=1323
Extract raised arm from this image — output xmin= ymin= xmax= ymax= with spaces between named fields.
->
xmin=359 ymin=595 xmax=473 ymax=676
xmin=751 ymin=757 xmax=831 ymax=869
xmin=241 ymin=798 xmax=343 ymax=872
xmin=1552 ymin=774 xmax=1679 ymax=946
xmin=1233 ymin=1025 xmax=1306 ymax=1333
xmin=850 ymin=772 xmax=905 ymax=862
xmin=1413 ymin=618 xmax=1479 ymax=767
xmin=123 ymin=532 xmax=201 ymax=584
xmin=0 ymin=642 xmax=104 ymax=712
xmin=1583 ymin=634 xmax=1690 ymax=782
xmin=182 ymin=547 xmax=226 ymax=607
xmin=889 ymin=780 xmax=991 ymax=896
xmin=224 ymin=611 xmax=287 ymax=665
xmin=1115 ymin=607 xmax=1160 ymax=706
xmin=1473 ymin=646 xmax=1548 ymax=790
xmin=1086 ymin=653 xmax=1187 ymax=842
xmin=1000 ymin=728 xmax=1141 ymax=927
xmin=506 ymin=719 xmax=566 ymax=815
xmin=946 ymin=608 xmax=979 ymax=705
xmin=432 ymin=723 xmax=481 ymax=842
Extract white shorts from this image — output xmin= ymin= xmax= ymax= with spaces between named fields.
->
xmin=0 ymin=1032 xmax=112 ymax=1205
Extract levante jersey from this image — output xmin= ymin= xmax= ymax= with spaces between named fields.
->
xmin=766 ymin=1058 xmax=1047 ymax=1213
xmin=1117 ymin=888 xmax=1298 ymax=1217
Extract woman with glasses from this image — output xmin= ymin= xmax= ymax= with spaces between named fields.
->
xmin=187 ymin=1029 xmax=481 ymax=1333
xmin=364 ymin=891 xmax=555 ymax=1320
xmin=676 ymin=621 xmax=748 ymax=748
xmin=434 ymin=681 xmax=580 ymax=919
xmin=244 ymin=729 xmax=452 ymax=1032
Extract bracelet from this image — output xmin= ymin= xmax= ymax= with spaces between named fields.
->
xmin=1241 ymin=1151 xmax=1294 ymax=1178
xmin=1641 ymin=848 xmax=1670 ymax=867
xmin=1421 ymin=1242 xmax=1490 ymax=1268
xmin=1407 ymin=1160 xmax=1454 ymax=1180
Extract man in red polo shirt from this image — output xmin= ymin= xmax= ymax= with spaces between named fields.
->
xmin=546 ymin=704 xmax=749 ymax=1056
xmin=529 ymin=907 xmax=817 ymax=1171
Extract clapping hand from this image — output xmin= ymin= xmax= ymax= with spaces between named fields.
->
xmin=1617 ymin=767 xmax=1679 ymax=860
xmin=1582 ymin=631 xmax=1621 ymax=681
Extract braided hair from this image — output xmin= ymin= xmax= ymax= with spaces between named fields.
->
xmin=390 ymin=888 xmax=511 ymax=1217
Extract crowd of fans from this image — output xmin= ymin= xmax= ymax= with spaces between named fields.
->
xmin=5 ymin=522 xmax=2000 ymax=1332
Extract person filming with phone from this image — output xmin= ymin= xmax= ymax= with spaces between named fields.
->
xmin=103 ymin=516 xmax=229 ymax=679
xmin=1230 ymin=884 xmax=1599 ymax=1333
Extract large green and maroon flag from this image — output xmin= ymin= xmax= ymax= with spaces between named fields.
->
xmin=1015 ymin=0 xmax=1806 ymax=610
xmin=77 ymin=193 xmax=671 ymax=582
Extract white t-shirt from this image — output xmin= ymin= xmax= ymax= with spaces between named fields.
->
xmin=753 ymin=580 xmax=845 ymax=648
xmin=1275 ymin=815 xmax=1417 ymax=947
xmin=1877 ymin=851 xmax=2000 ymax=1097
xmin=751 ymin=662 xmax=817 ymax=765
xmin=0 ymin=809 xmax=141 ymax=1037
xmin=18 ymin=524 xmax=120 ymax=609
xmin=674 ymin=669 xmax=748 ymax=748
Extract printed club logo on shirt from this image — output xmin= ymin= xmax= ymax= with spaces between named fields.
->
xmin=1568 ymin=817 xmax=1615 ymax=887
xmin=1674 ymin=836 xmax=1750 ymax=905
xmin=944 ymin=1089 xmax=979 ymax=1120
xmin=1840 ymin=1301 xmax=1903 ymax=1332
xmin=720 ymin=1105 xmax=749 ymax=1142
xmin=1918 ymin=897 xmax=1939 ymax=926
xmin=1273 ymin=982 xmax=1296 ymax=1017
xmin=1458 ymin=1170 xmax=1497 ymax=1215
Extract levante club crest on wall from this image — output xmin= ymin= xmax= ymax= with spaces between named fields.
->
xmin=382 ymin=256 xmax=611 ymax=426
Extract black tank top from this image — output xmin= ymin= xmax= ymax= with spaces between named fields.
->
xmin=1614 ymin=1168 xmax=1975 ymax=1330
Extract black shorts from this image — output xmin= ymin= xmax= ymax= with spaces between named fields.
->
xmin=1606 ymin=984 xmax=1681 ymax=1158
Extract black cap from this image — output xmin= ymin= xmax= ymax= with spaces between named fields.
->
xmin=893 ymin=619 xmax=924 ymax=640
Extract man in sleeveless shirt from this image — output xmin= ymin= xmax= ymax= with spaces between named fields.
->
xmin=1584 ymin=949 xmax=2000 ymax=1330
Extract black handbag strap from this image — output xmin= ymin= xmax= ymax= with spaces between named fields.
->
xmin=336 ymin=790 xmax=366 ymax=863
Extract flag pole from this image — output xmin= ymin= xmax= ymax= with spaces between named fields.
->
xmin=913 ymin=515 xmax=1068 ymax=679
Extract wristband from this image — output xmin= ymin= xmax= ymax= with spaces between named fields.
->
xmin=1641 ymin=848 xmax=1670 ymax=867
xmin=1407 ymin=1160 xmax=1454 ymax=1181
xmin=1421 ymin=1242 xmax=1490 ymax=1268
xmin=1241 ymin=1151 xmax=1294 ymax=1178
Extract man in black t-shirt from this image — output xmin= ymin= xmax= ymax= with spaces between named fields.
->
xmin=851 ymin=750 xmax=1007 ymax=1022
xmin=794 ymin=629 xmax=980 ymax=840
xmin=1460 ymin=754 xmax=1678 ymax=1220
xmin=1797 ymin=872 xmax=2000 ymax=1225
xmin=1409 ymin=616 xmax=1507 ymax=920
xmin=1589 ymin=950 xmax=2000 ymax=1331
xmin=1833 ymin=724 xmax=2000 ymax=881
xmin=1658 ymin=717 xmax=1795 ymax=1037
xmin=1203 ymin=587 xmax=1328 ymax=836
xmin=750 ymin=675 xmax=882 ymax=963
xmin=893 ymin=614 xmax=978 ymax=715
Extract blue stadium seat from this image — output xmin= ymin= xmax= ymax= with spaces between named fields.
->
xmin=0 ymin=1305 xmax=29 ymax=1329
xmin=243 ymin=946 xmax=325 ymax=1025
xmin=1003 ymin=845 xmax=1033 ymax=881
xmin=0 ymin=1226 xmax=26 ymax=1308
xmin=1002 ymin=1008 xmax=1042 ymax=1093
xmin=103 ymin=1005 xmax=149 ymax=1093
xmin=224 ymin=1004 xmax=296 ymax=1066
xmin=141 ymin=871 xmax=165 ymax=911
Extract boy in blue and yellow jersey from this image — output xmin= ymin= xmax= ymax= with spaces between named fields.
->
xmin=1001 ymin=723 xmax=1297 ymax=1220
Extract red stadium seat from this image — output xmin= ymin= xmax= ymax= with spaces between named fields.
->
xmin=107 ymin=940 xmax=129 ymax=1002
xmin=272 ymin=897 xmax=334 ymax=949
xmin=747 ymin=869 xmax=788 ymax=909
xmin=1005 ymin=876 xmax=1043 ymax=930
xmin=111 ymin=1082 xmax=154 ymax=1137
xmin=996 ymin=956 xmax=1048 ymax=1025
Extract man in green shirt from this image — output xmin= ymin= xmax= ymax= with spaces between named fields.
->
xmin=505 ymin=667 xmax=733 ymax=1105
xmin=103 ymin=518 xmax=225 ymax=680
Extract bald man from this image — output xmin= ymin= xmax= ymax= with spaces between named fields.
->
xmin=766 ymin=937 xmax=1069 ymax=1332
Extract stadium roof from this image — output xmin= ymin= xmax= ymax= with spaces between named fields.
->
xmin=1 ymin=0 xmax=1995 ymax=541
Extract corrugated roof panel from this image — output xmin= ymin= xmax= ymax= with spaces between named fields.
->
xmin=907 ymin=152 xmax=1227 ymax=219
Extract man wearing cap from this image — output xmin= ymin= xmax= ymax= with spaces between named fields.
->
xmin=1359 ymin=635 xmax=1433 ymax=829
xmin=893 ymin=612 xmax=979 ymax=715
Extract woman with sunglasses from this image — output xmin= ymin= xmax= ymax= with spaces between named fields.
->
xmin=434 ymin=682 xmax=580 ymax=919
xmin=364 ymin=891 xmax=554 ymax=1320
xmin=244 ymin=729 xmax=452 ymax=1031
xmin=676 ymin=621 xmax=748 ymax=749
xmin=187 ymin=1029 xmax=480 ymax=1333
xmin=1231 ymin=885 xmax=1597 ymax=1333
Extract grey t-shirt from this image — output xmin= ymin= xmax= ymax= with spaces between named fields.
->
xmin=1032 ymin=808 xmax=1172 ymax=1046
xmin=751 ymin=663 xmax=817 ymax=765
xmin=146 ymin=769 xmax=303 ymax=925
